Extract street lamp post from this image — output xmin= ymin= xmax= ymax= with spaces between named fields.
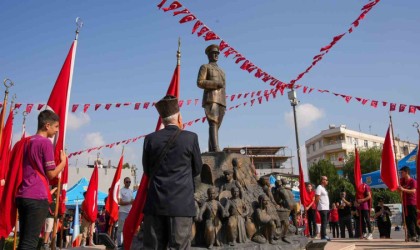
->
xmin=288 ymin=89 xmax=303 ymax=173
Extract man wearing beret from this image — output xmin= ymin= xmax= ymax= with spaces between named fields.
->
xmin=142 ymin=95 xmax=203 ymax=249
xmin=197 ymin=44 xmax=226 ymax=152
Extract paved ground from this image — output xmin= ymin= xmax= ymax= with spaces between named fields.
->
xmin=324 ymin=226 xmax=420 ymax=250
xmin=69 ymin=227 xmax=419 ymax=250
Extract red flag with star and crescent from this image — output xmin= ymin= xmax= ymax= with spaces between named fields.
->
xmin=47 ymin=39 xmax=78 ymax=215
xmin=82 ymin=164 xmax=98 ymax=222
xmin=105 ymin=154 xmax=123 ymax=224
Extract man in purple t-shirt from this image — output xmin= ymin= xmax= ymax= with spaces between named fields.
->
xmin=16 ymin=110 xmax=67 ymax=250
xmin=357 ymin=183 xmax=373 ymax=240
xmin=398 ymin=166 xmax=420 ymax=242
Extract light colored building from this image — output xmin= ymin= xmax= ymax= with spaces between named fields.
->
xmin=305 ymin=125 xmax=417 ymax=176
xmin=223 ymin=146 xmax=293 ymax=178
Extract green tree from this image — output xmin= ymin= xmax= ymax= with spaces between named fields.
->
xmin=308 ymin=159 xmax=341 ymax=201
xmin=342 ymin=147 xmax=382 ymax=185
xmin=123 ymin=163 xmax=131 ymax=169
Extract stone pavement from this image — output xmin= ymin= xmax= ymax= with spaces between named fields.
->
xmin=324 ymin=226 xmax=419 ymax=250
xmin=66 ymin=227 xmax=420 ymax=250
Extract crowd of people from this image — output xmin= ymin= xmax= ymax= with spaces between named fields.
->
xmin=302 ymin=169 xmax=419 ymax=242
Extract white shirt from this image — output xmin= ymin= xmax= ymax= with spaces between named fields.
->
xmin=119 ymin=187 xmax=133 ymax=213
xmin=315 ymin=185 xmax=330 ymax=211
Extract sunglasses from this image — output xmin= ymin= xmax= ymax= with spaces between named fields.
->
xmin=125 ymin=181 xmax=131 ymax=183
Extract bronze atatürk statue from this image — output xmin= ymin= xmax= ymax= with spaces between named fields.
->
xmin=197 ymin=44 xmax=226 ymax=152
xmin=224 ymin=187 xmax=249 ymax=245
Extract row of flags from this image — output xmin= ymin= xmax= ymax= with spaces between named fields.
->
xmin=0 ymin=26 xmax=180 ymax=250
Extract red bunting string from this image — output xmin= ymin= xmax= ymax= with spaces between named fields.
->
xmin=16 ymin=82 xmax=418 ymax=115
xmin=16 ymin=87 xmax=274 ymax=114
xmin=156 ymin=0 xmax=420 ymax=116
xmin=290 ymin=0 xmax=381 ymax=86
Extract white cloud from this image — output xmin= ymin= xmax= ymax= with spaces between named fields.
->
xmin=84 ymin=132 xmax=105 ymax=148
xmin=67 ymin=112 xmax=91 ymax=130
xmin=284 ymin=103 xmax=325 ymax=129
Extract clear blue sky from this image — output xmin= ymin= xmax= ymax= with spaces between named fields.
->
xmin=1 ymin=0 xmax=419 ymax=181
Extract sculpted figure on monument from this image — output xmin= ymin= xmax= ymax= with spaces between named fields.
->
xmin=198 ymin=187 xmax=227 ymax=248
xmin=224 ymin=187 xmax=249 ymax=246
xmin=197 ymin=44 xmax=226 ymax=152
xmin=220 ymin=169 xmax=243 ymax=198
xmin=273 ymin=179 xmax=295 ymax=241
xmin=253 ymin=194 xmax=278 ymax=244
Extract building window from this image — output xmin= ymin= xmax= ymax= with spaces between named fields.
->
xmin=347 ymin=136 xmax=352 ymax=144
xmin=312 ymin=144 xmax=316 ymax=152
xmin=318 ymin=140 xmax=323 ymax=148
xmin=364 ymin=140 xmax=368 ymax=148
xmin=306 ymin=146 xmax=310 ymax=154
xmin=403 ymin=146 xmax=409 ymax=155
xmin=354 ymin=138 xmax=359 ymax=146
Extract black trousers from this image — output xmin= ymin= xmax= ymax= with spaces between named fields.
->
xmin=339 ymin=215 xmax=353 ymax=238
xmin=377 ymin=220 xmax=391 ymax=238
xmin=330 ymin=222 xmax=339 ymax=238
xmin=405 ymin=205 xmax=420 ymax=238
xmin=319 ymin=210 xmax=329 ymax=239
xmin=16 ymin=198 xmax=49 ymax=250
xmin=353 ymin=217 xmax=361 ymax=238
xmin=307 ymin=209 xmax=317 ymax=237
xmin=360 ymin=210 xmax=372 ymax=234
xmin=143 ymin=214 xmax=193 ymax=250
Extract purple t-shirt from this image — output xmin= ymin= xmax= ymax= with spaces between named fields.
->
xmin=359 ymin=185 xmax=371 ymax=210
xmin=16 ymin=135 xmax=56 ymax=200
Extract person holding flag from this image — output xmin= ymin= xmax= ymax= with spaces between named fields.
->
xmin=142 ymin=95 xmax=202 ymax=249
xmin=356 ymin=183 xmax=373 ymax=240
xmin=15 ymin=110 xmax=67 ymax=250
xmin=398 ymin=166 xmax=419 ymax=242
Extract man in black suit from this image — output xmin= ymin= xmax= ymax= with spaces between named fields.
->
xmin=142 ymin=95 xmax=203 ymax=249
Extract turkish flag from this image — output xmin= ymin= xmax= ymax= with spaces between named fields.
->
xmin=83 ymin=104 xmax=90 ymax=113
xmin=82 ymin=164 xmax=98 ymax=222
xmin=380 ymin=125 xmax=399 ymax=191
xmin=0 ymin=136 xmax=30 ymax=238
xmin=162 ymin=1 xmax=182 ymax=12
xmin=47 ymin=39 xmax=77 ymax=215
xmin=192 ymin=20 xmax=203 ymax=34
xmin=105 ymin=155 xmax=123 ymax=224
xmin=124 ymin=52 xmax=181 ymax=250
xmin=154 ymin=63 xmax=180 ymax=131
xmin=298 ymin=162 xmax=311 ymax=207
xmin=354 ymin=147 xmax=364 ymax=199
xmin=179 ymin=14 xmax=196 ymax=24
xmin=0 ymin=110 xmax=14 ymax=204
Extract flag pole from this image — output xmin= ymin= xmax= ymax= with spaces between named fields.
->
xmin=0 ymin=79 xmax=14 ymax=148
xmin=10 ymin=96 xmax=18 ymax=250
xmin=389 ymin=114 xmax=408 ymax=241
xmin=177 ymin=37 xmax=181 ymax=66
xmin=355 ymin=143 xmax=363 ymax=239
xmin=51 ymin=19 xmax=83 ymax=250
